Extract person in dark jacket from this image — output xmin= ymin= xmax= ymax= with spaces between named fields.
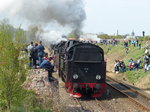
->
xmin=39 ymin=57 xmax=54 ymax=81
xmin=32 ymin=43 xmax=38 ymax=68
xmin=36 ymin=41 xmax=45 ymax=65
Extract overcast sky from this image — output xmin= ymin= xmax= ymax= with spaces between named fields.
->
xmin=0 ymin=0 xmax=150 ymax=36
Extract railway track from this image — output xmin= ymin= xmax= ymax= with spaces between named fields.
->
xmin=72 ymin=98 xmax=87 ymax=111
xmin=106 ymin=76 xmax=150 ymax=112
xmin=73 ymin=97 xmax=99 ymax=112
xmin=72 ymin=98 xmax=106 ymax=112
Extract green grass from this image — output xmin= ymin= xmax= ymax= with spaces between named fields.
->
xmin=123 ymin=46 xmax=145 ymax=64
xmin=100 ymin=42 xmax=149 ymax=83
xmin=126 ymin=70 xmax=150 ymax=83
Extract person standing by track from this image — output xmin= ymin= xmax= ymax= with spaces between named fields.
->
xmin=27 ymin=41 xmax=34 ymax=67
xmin=36 ymin=41 xmax=45 ymax=65
xmin=32 ymin=43 xmax=38 ymax=68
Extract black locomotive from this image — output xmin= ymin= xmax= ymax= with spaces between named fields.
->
xmin=54 ymin=40 xmax=106 ymax=98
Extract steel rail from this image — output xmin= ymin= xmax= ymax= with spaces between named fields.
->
xmin=107 ymin=76 xmax=150 ymax=100
xmin=73 ymin=98 xmax=87 ymax=111
xmin=95 ymin=98 xmax=106 ymax=111
xmin=107 ymin=76 xmax=150 ymax=112
xmin=73 ymin=98 xmax=103 ymax=112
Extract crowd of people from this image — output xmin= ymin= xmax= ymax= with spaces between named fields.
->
xmin=114 ymin=54 xmax=150 ymax=74
xmin=114 ymin=58 xmax=143 ymax=74
xmin=114 ymin=60 xmax=126 ymax=74
xmin=123 ymin=39 xmax=142 ymax=54
xmin=128 ymin=58 xmax=141 ymax=71
xmin=27 ymin=41 xmax=55 ymax=81
xmin=113 ymin=39 xmax=150 ymax=73
xmin=100 ymin=39 xmax=119 ymax=46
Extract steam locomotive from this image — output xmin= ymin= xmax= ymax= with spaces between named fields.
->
xmin=54 ymin=40 xmax=106 ymax=98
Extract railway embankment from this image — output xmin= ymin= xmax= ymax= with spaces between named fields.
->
xmin=23 ymin=69 xmax=60 ymax=111
xmin=101 ymin=43 xmax=150 ymax=95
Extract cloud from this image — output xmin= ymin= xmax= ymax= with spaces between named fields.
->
xmin=1 ymin=0 xmax=86 ymax=37
xmin=0 ymin=0 xmax=14 ymax=11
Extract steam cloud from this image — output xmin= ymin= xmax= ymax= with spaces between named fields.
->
xmin=40 ymin=31 xmax=67 ymax=45
xmin=8 ymin=0 xmax=86 ymax=39
xmin=80 ymin=34 xmax=100 ymax=42
xmin=26 ymin=24 xmax=67 ymax=45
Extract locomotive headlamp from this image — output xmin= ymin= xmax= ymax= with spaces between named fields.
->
xmin=73 ymin=74 xmax=79 ymax=79
xmin=96 ymin=75 xmax=101 ymax=80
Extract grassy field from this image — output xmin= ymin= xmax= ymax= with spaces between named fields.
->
xmin=100 ymin=41 xmax=150 ymax=83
